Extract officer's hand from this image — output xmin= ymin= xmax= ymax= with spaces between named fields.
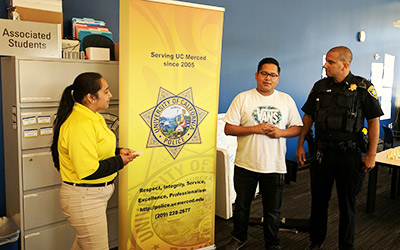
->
xmin=296 ymin=146 xmax=306 ymax=166
xmin=362 ymin=154 xmax=376 ymax=172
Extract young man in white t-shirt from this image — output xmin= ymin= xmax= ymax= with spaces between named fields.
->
xmin=220 ymin=58 xmax=303 ymax=250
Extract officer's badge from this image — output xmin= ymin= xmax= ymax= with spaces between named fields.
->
xmin=367 ymin=85 xmax=378 ymax=99
xmin=349 ymin=84 xmax=357 ymax=91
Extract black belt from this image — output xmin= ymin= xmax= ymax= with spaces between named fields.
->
xmin=317 ymin=139 xmax=357 ymax=151
xmin=63 ymin=180 xmax=114 ymax=187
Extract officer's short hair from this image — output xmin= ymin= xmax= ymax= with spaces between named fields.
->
xmin=257 ymin=57 xmax=281 ymax=74
xmin=328 ymin=46 xmax=353 ymax=64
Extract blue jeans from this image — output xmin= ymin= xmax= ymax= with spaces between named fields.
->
xmin=232 ymin=166 xmax=284 ymax=248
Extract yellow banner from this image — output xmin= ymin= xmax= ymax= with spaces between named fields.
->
xmin=119 ymin=0 xmax=224 ymax=249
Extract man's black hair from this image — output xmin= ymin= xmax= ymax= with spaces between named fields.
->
xmin=257 ymin=57 xmax=280 ymax=74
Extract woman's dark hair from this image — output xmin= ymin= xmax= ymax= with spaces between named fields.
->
xmin=51 ymin=72 xmax=103 ymax=170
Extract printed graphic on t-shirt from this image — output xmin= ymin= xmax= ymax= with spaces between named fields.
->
xmin=252 ymin=106 xmax=282 ymax=125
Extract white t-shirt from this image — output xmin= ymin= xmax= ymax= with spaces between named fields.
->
xmin=224 ymin=88 xmax=303 ymax=173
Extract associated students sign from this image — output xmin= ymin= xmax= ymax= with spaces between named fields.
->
xmin=0 ymin=19 xmax=61 ymax=58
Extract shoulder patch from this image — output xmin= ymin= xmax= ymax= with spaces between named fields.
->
xmin=357 ymin=79 xmax=367 ymax=89
xmin=367 ymin=85 xmax=378 ymax=99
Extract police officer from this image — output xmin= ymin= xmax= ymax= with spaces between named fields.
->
xmin=296 ymin=46 xmax=383 ymax=250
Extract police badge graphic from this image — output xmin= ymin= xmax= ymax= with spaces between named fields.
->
xmin=140 ymin=87 xmax=208 ymax=159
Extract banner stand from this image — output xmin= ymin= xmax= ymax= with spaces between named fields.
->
xmin=119 ymin=0 xmax=224 ymax=249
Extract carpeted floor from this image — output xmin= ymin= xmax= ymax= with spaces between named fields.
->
xmin=215 ymin=166 xmax=400 ymax=249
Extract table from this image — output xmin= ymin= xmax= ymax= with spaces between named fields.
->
xmin=366 ymin=148 xmax=400 ymax=213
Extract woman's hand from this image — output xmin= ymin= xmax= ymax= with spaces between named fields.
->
xmin=120 ymin=148 xmax=141 ymax=165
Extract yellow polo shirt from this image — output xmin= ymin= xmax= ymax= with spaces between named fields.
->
xmin=58 ymin=103 xmax=117 ymax=183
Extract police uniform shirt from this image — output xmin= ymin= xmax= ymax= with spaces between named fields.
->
xmin=302 ymin=72 xmax=383 ymax=141
xmin=58 ymin=103 xmax=118 ymax=184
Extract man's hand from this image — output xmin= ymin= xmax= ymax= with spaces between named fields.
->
xmin=264 ymin=125 xmax=283 ymax=138
xmin=362 ymin=117 xmax=379 ymax=172
xmin=225 ymin=122 xmax=300 ymax=138
xmin=296 ymin=146 xmax=307 ymax=166
xmin=362 ymin=153 xmax=376 ymax=172
xmin=254 ymin=122 xmax=273 ymax=135
xmin=296 ymin=114 xmax=313 ymax=166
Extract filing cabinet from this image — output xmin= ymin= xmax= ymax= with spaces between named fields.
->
xmin=1 ymin=56 xmax=119 ymax=249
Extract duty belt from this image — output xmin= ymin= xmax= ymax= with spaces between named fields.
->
xmin=317 ymin=139 xmax=358 ymax=152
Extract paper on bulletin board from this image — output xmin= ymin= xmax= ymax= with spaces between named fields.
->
xmin=380 ymin=87 xmax=392 ymax=103
xmin=380 ymin=54 xmax=395 ymax=120
xmin=380 ymin=99 xmax=392 ymax=120
xmin=383 ymin=53 xmax=395 ymax=88
xmin=370 ymin=55 xmax=394 ymax=120
xmin=380 ymin=87 xmax=392 ymax=120
xmin=370 ymin=62 xmax=383 ymax=97
xmin=321 ymin=55 xmax=326 ymax=78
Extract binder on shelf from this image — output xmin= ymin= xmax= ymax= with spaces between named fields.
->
xmin=72 ymin=17 xmax=107 ymax=38
xmin=74 ymin=25 xmax=109 ymax=39
xmin=72 ymin=17 xmax=113 ymax=51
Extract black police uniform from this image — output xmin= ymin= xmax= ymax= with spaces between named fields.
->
xmin=302 ymin=72 xmax=383 ymax=250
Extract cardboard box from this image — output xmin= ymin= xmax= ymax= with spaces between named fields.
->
xmin=7 ymin=0 xmax=62 ymax=12
xmin=8 ymin=6 xmax=63 ymax=37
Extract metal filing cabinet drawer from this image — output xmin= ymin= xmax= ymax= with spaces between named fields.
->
xmin=20 ymin=109 xmax=56 ymax=150
xmin=18 ymin=60 xmax=119 ymax=103
xmin=24 ymin=212 xmax=119 ymax=250
xmin=23 ymin=188 xmax=64 ymax=230
xmin=24 ymin=222 xmax=75 ymax=250
xmin=22 ymin=149 xmax=61 ymax=191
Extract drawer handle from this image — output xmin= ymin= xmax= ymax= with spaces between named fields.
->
xmin=25 ymin=232 xmax=40 ymax=239
xmin=24 ymin=194 xmax=38 ymax=198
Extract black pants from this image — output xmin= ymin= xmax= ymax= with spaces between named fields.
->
xmin=309 ymin=148 xmax=365 ymax=250
xmin=232 ymin=166 xmax=284 ymax=249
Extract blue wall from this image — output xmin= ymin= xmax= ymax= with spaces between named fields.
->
xmin=62 ymin=0 xmax=119 ymax=41
xmin=1 ymin=0 xmax=400 ymax=216
xmin=179 ymin=0 xmax=400 ymax=160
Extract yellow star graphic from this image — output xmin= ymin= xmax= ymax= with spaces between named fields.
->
xmin=140 ymin=87 xmax=208 ymax=159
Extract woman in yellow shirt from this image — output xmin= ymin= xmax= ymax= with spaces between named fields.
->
xmin=51 ymin=72 xmax=138 ymax=250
